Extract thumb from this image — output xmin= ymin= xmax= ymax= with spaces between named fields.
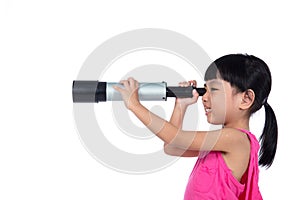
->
xmin=113 ymin=85 xmax=123 ymax=92
xmin=192 ymin=89 xmax=199 ymax=98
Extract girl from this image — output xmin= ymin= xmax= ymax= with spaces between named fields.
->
xmin=114 ymin=54 xmax=278 ymax=199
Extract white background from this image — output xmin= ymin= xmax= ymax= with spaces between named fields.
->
xmin=1 ymin=0 xmax=299 ymax=199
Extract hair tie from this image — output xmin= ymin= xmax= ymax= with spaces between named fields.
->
xmin=262 ymin=97 xmax=268 ymax=106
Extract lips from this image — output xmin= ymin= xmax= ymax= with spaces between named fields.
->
xmin=205 ymin=108 xmax=212 ymax=113
xmin=204 ymin=106 xmax=212 ymax=115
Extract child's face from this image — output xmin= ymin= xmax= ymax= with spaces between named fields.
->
xmin=202 ymin=79 xmax=241 ymax=126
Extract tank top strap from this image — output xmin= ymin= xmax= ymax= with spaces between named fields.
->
xmin=236 ymin=128 xmax=263 ymax=200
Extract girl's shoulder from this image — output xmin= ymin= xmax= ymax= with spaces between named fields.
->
xmin=220 ymin=127 xmax=250 ymax=143
xmin=212 ymin=127 xmax=250 ymax=152
xmin=191 ymin=127 xmax=251 ymax=152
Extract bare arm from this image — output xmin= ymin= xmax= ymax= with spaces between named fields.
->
xmin=113 ymin=78 xmax=246 ymax=155
xmin=165 ymin=98 xmax=200 ymax=156
xmin=129 ymin=102 xmax=243 ymax=153
xmin=166 ymin=81 xmax=200 ymax=157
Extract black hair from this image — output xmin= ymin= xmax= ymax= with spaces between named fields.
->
xmin=204 ymin=54 xmax=278 ymax=168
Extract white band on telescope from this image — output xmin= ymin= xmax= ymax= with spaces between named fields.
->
xmin=106 ymin=82 xmax=167 ymax=101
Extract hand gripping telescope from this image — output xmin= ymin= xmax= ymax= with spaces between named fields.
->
xmin=72 ymin=81 xmax=206 ymax=103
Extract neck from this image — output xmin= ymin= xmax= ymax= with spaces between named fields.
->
xmin=224 ymin=117 xmax=250 ymax=130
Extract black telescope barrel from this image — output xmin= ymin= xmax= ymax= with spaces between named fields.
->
xmin=167 ymin=86 xmax=206 ymax=98
xmin=195 ymin=88 xmax=206 ymax=96
xmin=95 ymin=82 xmax=107 ymax=102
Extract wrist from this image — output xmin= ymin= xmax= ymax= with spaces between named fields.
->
xmin=175 ymin=101 xmax=188 ymax=111
xmin=129 ymin=101 xmax=143 ymax=112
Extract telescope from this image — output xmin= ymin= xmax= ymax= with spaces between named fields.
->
xmin=72 ymin=81 xmax=206 ymax=103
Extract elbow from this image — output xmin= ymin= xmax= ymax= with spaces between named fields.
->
xmin=163 ymin=143 xmax=171 ymax=155
xmin=163 ymin=143 xmax=178 ymax=156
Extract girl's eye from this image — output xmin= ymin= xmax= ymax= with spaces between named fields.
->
xmin=210 ymin=88 xmax=218 ymax=91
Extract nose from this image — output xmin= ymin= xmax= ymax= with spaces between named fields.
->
xmin=202 ymin=90 xmax=209 ymax=103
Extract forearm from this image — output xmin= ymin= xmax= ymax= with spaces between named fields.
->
xmin=169 ymin=102 xmax=188 ymax=129
xmin=130 ymin=103 xmax=180 ymax=144
xmin=130 ymin=103 xmax=202 ymax=152
xmin=166 ymin=104 xmax=200 ymax=157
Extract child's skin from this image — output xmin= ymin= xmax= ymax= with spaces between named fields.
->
xmin=114 ymin=77 xmax=255 ymax=181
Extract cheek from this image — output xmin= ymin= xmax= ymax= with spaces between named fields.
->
xmin=212 ymin=93 xmax=227 ymax=112
xmin=211 ymin=94 xmax=227 ymax=122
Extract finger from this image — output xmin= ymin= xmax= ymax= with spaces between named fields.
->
xmin=118 ymin=80 xmax=127 ymax=89
xmin=194 ymin=80 xmax=197 ymax=87
xmin=134 ymin=80 xmax=139 ymax=88
xmin=127 ymin=77 xmax=134 ymax=82
xmin=192 ymin=89 xmax=199 ymax=98
xmin=121 ymin=80 xmax=129 ymax=89
xmin=189 ymin=80 xmax=197 ymax=87
xmin=113 ymin=85 xmax=124 ymax=92
xmin=128 ymin=77 xmax=136 ymax=88
xmin=119 ymin=80 xmax=127 ymax=85
xmin=178 ymin=81 xmax=189 ymax=87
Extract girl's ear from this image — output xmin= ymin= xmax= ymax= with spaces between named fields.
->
xmin=240 ymin=89 xmax=255 ymax=110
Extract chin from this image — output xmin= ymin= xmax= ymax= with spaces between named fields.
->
xmin=208 ymin=121 xmax=223 ymax=125
xmin=207 ymin=117 xmax=224 ymax=125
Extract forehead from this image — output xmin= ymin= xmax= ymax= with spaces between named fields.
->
xmin=205 ymin=79 xmax=233 ymax=91
xmin=204 ymin=79 xmax=223 ymax=86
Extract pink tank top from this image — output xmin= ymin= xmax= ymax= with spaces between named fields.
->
xmin=184 ymin=129 xmax=263 ymax=200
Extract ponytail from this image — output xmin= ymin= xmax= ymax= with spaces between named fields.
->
xmin=259 ymin=102 xmax=278 ymax=168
